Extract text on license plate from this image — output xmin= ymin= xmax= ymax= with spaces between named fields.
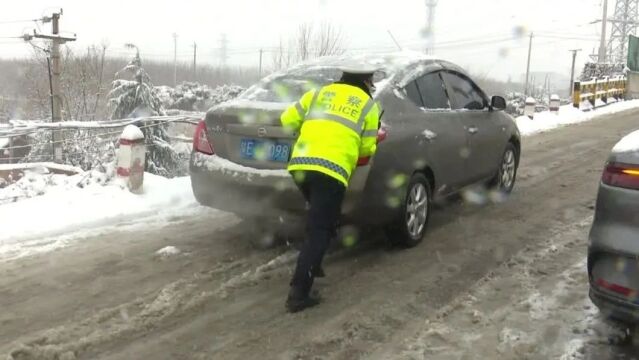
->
xmin=240 ymin=139 xmax=291 ymax=162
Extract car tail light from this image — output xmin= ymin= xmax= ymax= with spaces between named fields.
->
xmin=357 ymin=127 xmax=387 ymax=166
xmin=193 ymin=120 xmax=214 ymax=155
xmin=595 ymin=278 xmax=636 ymax=298
xmin=602 ymin=162 xmax=639 ymax=189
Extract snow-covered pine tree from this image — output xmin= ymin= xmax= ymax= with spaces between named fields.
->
xmin=107 ymin=49 xmax=181 ymax=177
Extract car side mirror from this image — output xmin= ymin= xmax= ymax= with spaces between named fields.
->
xmin=491 ymin=96 xmax=507 ymax=111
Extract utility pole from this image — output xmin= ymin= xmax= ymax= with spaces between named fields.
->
xmin=193 ymin=42 xmax=197 ymax=81
xmin=27 ymin=9 xmax=76 ymax=162
xmin=219 ymin=33 xmax=228 ymax=68
xmin=543 ymin=74 xmax=549 ymax=98
xmin=569 ymin=49 xmax=582 ymax=95
xmin=258 ymin=49 xmax=263 ymax=79
xmin=524 ymin=32 xmax=534 ymax=96
xmin=598 ymin=0 xmax=609 ymax=63
xmin=172 ymin=33 xmax=178 ymax=86
xmin=422 ymin=0 xmax=438 ymax=54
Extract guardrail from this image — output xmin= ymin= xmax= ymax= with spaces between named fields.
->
xmin=0 ymin=114 xmax=202 ymax=166
xmin=0 ymin=114 xmax=202 ymax=137
xmin=572 ymin=76 xmax=626 ymax=108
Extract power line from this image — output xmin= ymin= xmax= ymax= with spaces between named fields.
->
xmin=535 ymin=33 xmax=599 ymax=41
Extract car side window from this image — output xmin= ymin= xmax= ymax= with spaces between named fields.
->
xmin=415 ymin=72 xmax=450 ymax=110
xmin=441 ymin=72 xmax=487 ymax=110
xmin=404 ymin=81 xmax=424 ymax=107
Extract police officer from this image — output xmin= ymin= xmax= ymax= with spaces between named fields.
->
xmin=280 ymin=65 xmax=381 ymax=313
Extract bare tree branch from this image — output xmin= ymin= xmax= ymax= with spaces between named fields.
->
xmin=297 ymin=23 xmax=313 ymax=61
xmin=271 ymin=22 xmax=346 ymax=71
xmin=315 ymin=22 xmax=345 ymax=57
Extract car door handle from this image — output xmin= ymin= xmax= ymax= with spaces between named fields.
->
xmin=467 ymin=126 xmax=479 ymax=135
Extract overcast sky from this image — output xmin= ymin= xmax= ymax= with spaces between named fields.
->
xmin=0 ymin=0 xmax=605 ymax=82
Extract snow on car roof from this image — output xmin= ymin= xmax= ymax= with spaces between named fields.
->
xmin=278 ymin=51 xmax=449 ymax=83
xmin=612 ymin=129 xmax=639 ymax=153
xmin=234 ymin=51 xmax=458 ymax=106
xmin=292 ymin=51 xmax=443 ymax=71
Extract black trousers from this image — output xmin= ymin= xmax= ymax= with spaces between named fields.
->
xmin=290 ymin=170 xmax=346 ymax=297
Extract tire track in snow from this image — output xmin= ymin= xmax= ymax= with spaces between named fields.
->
xmin=383 ymin=215 xmax=630 ymax=360
xmin=4 ymin=249 xmax=298 ymax=360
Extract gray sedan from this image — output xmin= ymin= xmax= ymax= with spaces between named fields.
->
xmin=588 ymin=129 xmax=639 ymax=341
xmin=190 ymin=53 xmax=521 ymax=247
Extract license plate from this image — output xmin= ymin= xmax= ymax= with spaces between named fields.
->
xmin=240 ymin=139 xmax=291 ymax=162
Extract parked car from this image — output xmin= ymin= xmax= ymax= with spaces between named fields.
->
xmin=588 ymin=129 xmax=639 ymax=340
xmin=190 ymin=52 xmax=521 ymax=247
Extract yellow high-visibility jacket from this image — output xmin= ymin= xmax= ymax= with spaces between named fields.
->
xmin=280 ymin=83 xmax=381 ymax=187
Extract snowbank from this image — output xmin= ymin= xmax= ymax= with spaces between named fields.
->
xmin=0 ymin=171 xmax=202 ymax=249
xmin=516 ymin=100 xmax=639 ymax=136
xmin=0 ymin=162 xmax=83 ymax=173
xmin=0 ymin=166 xmax=108 ymax=204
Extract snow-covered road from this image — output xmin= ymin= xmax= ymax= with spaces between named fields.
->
xmin=2 ymin=104 xmax=639 ymax=359
xmin=382 ymin=216 xmax=635 ymax=360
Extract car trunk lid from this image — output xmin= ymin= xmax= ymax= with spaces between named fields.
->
xmin=205 ymin=100 xmax=297 ymax=170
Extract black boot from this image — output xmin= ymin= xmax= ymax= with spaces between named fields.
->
xmin=286 ymin=288 xmax=320 ymax=313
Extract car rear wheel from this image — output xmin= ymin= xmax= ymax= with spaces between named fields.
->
xmin=490 ymin=143 xmax=518 ymax=193
xmin=385 ymin=173 xmax=432 ymax=248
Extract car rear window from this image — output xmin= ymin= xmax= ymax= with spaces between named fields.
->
xmin=240 ymin=66 xmax=390 ymax=103
xmin=240 ymin=68 xmax=341 ymax=103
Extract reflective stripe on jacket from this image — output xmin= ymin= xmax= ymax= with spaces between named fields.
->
xmin=280 ymin=83 xmax=381 ymax=186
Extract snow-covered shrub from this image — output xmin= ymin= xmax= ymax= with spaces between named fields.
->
xmin=21 ymin=129 xmax=117 ymax=172
xmin=506 ymin=92 xmax=526 ymax=116
xmin=20 ymin=123 xmax=188 ymax=179
xmin=157 ymin=82 xmax=245 ymax=112
xmin=580 ymin=63 xmax=625 ymax=81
